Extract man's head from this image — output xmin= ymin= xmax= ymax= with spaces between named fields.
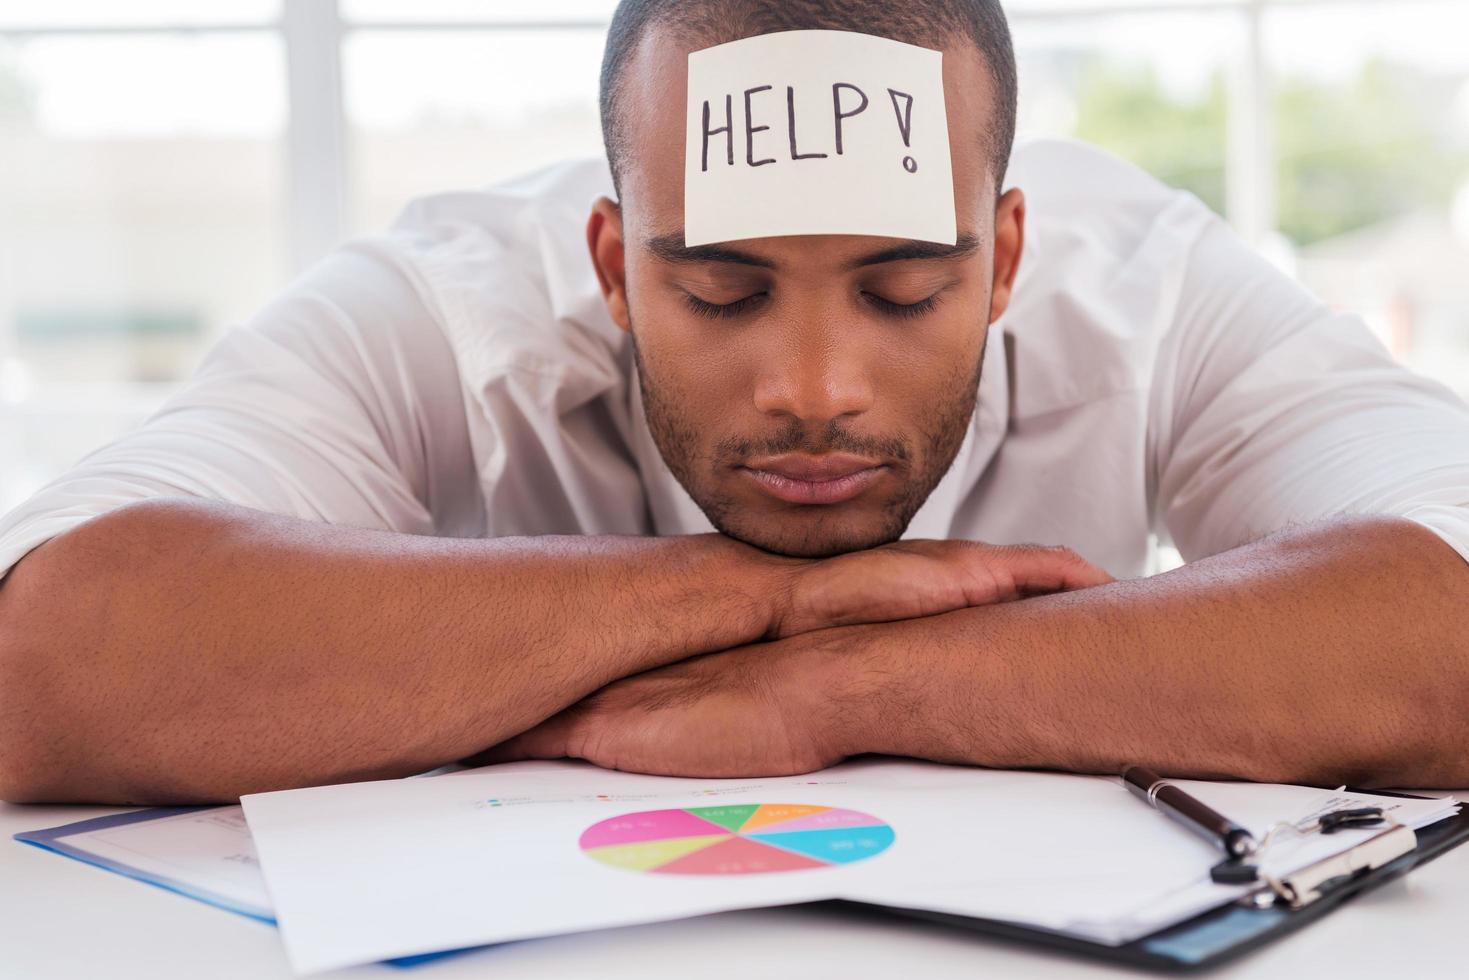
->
xmin=588 ymin=0 xmax=1024 ymax=558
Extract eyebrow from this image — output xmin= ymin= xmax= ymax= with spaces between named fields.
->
xmin=643 ymin=232 xmax=982 ymax=270
xmin=645 ymin=235 xmax=774 ymax=268
xmin=848 ymin=234 xmax=982 ymax=268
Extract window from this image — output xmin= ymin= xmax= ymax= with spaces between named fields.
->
xmin=343 ymin=28 xmax=606 ymax=233
xmin=1267 ymin=1 xmax=1469 ymax=396
xmin=0 ymin=7 xmax=285 ymax=508
xmin=1014 ymin=7 xmax=1238 ymax=221
xmin=3 ymin=0 xmax=1466 ymax=513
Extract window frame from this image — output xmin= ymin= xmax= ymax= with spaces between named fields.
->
xmin=0 ymin=0 xmax=1463 ymax=510
xmin=0 ymin=0 xmax=1453 ymax=350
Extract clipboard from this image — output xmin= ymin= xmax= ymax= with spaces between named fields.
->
xmin=15 ymin=782 xmax=1466 ymax=972
xmin=826 ymin=790 xmax=1469 ymax=972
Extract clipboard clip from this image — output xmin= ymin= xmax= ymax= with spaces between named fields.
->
xmin=1250 ymin=823 xmax=1418 ymax=910
xmin=1210 ymin=806 xmax=1390 ymax=886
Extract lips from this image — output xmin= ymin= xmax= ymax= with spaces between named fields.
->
xmin=739 ymin=452 xmax=887 ymax=505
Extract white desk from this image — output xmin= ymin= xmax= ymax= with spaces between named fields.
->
xmin=4 ymin=797 xmax=1466 ymax=979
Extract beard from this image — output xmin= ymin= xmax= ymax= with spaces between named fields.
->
xmin=633 ymin=330 xmax=987 ymax=558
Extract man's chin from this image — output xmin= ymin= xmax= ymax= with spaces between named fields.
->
xmin=709 ymin=510 xmax=908 ymax=559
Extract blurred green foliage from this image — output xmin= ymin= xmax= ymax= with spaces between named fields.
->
xmin=1275 ymin=61 xmax=1468 ymax=245
xmin=1073 ymin=57 xmax=1469 ymax=246
xmin=1073 ymin=62 xmax=1229 ymax=219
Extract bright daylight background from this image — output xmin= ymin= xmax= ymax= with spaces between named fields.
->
xmin=2 ymin=0 xmax=1468 ymax=516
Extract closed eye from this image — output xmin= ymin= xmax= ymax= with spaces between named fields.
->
xmin=862 ymin=291 xmax=942 ymax=319
xmin=683 ymin=289 xmax=942 ymax=320
xmin=683 ymin=291 xmax=766 ymax=319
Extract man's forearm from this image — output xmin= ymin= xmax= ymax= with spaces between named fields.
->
xmin=0 ymin=498 xmax=784 ymax=803
xmin=836 ymin=516 xmax=1469 ymax=787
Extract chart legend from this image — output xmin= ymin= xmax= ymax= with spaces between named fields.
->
xmin=579 ymin=804 xmax=894 ymax=875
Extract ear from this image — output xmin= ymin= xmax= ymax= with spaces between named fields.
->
xmin=988 ymin=187 xmax=1025 ymax=325
xmin=587 ymin=196 xmax=631 ymax=333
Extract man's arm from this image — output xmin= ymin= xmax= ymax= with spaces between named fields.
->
xmin=842 ymin=516 xmax=1469 ymax=787
xmin=0 ymin=497 xmax=1106 ymax=804
xmin=0 ymin=500 xmax=782 ymax=804
xmin=487 ymin=516 xmax=1469 ymax=788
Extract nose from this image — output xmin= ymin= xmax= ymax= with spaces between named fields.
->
xmin=751 ymin=322 xmax=875 ymax=425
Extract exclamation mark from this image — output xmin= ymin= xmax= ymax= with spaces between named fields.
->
xmin=889 ymin=88 xmax=917 ymax=173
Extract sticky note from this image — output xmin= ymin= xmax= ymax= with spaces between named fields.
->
xmin=684 ymin=30 xmax=956 ymax=247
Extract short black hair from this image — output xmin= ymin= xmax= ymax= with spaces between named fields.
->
xmin=599 ymin=0 xmax=1017 ymax=205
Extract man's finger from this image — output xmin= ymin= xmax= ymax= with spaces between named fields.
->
xmin=459 ymin=712 xmax=578 ymax=766
xmin=987 ymin=544 xmax=1114 ymax=595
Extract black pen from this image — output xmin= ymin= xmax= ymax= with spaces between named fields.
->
xmin=1122 ymin=765 xmax=1257 ymax=860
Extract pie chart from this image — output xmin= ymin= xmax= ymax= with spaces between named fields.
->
xmin=579 ymin=803 xmax=895 ymax=875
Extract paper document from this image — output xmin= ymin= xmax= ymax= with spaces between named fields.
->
xmin=16 ymin=805 xmax=273 ymax=920
xmin=239 ymin=758 xmax=1458 ymax=975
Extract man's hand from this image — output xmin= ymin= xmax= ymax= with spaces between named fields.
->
xmin=468 ymin=632 xmax=854 ymax=777
xmin=0 ymin=491 xmax=1107 ymax=803
xmin=498 ymin=517 xmax=1469 ymax=788
xmin=773 ymin=539 xmax=1112 ymax=638
xmin=471 ymin=540 xmax=1112 ymax=776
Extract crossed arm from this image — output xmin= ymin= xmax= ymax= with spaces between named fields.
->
xmin=0 ymin=499 xmax=1464 ymax=805
xmin=0 ymin=497 xmax=1104 ymax=804
xmin=483 ymin=514 xmax=1469 ymax=789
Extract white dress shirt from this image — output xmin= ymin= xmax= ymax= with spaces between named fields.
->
xmin=2 ymin=137 xmax=1467 ymax=581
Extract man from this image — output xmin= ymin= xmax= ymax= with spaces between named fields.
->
xmin=1 ymin=0 xmax=1466 ymax=806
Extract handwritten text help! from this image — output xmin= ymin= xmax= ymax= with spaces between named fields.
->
xmin=683 ymin=30 xmax=956 ymax=247
xmin=699 ymin=83 xmax=923 ymax=174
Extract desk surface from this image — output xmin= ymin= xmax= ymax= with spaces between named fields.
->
xmin=4 ymin=796 xmax=1467 ymax=980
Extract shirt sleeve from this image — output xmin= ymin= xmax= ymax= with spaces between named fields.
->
xmin=1151 ymin=210 xmax=1469 ymax=565
xmin=0 ymin=237 xmax=481 ymax=581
